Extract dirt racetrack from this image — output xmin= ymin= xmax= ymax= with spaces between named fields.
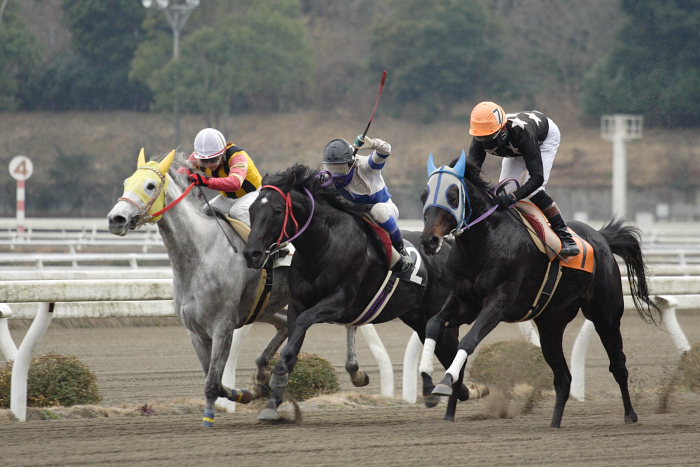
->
xmin=2 ymin=312 xmax=699 ymax=466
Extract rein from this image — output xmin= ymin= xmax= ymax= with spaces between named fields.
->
xmin=261 ymin=185 xmax=316 ymax=246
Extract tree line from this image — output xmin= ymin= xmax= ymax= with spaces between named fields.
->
xmin=1 ymin=0 xmax=698 ymax=126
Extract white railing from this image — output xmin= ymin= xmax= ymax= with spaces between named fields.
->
xmin=0 ymin=277 xmax=394 ymax=421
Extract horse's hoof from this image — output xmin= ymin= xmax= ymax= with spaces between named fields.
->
xmin=432 ymin=383 xmax=453 ymax=397
xmin=351 ymin=372 xmax=370 ymax=387
xmin=443 ymin=414 xmax=455 ymax=422
xmin=423 ymin=394 xmax=440 ymax=408
xmin=625 ymin=412 xmax=638 ymax=424
xmin=229 ymin=389 xmax=255 ymax=404
xmin=258 ymin=407 xmax=280 ymax=421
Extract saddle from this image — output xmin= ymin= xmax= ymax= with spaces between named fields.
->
xmin=514 ymin=201 xmax=594 ymax=273
xmin=508 ymin=201 xmax=595 ymax=322
xmin=363 ymin=217 xmax=426 ymax=285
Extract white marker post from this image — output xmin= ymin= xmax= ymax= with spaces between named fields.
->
xmin=8 ymin=155 xmax=33 ymax=233
xmin=601 ymin=115 xmax=642 ymax=219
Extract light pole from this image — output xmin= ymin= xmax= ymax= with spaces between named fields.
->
xmin=601 ymin=114 xmax=643 ymax=219
xmin=142 ymin=0 xmax=200 ymax=147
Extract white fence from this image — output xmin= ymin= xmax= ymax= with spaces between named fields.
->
xmin=1 ymin=218 xmax=699 ymax=417
xmin=0 ymin=275 xmax=395 ymax=422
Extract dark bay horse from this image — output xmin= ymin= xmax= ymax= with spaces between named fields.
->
xmin=420 ymin=153 xmax=660 ymax=428
xmin=243 ymin=164 xmax=469 ymax=421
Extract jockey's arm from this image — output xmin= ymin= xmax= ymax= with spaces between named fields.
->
xmin=368 ymin=139 xmax=391 ymax=171
xmin=514 ymin=144 xmax=545 ymax=200
xmin=206 ymin=152 xmax=249 ymax=192
xmin=467 ymin=140 xmax=486 ymax=172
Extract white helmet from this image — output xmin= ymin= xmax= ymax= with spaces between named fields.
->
xmin=193 ymin=128 xmax=227 ymax=160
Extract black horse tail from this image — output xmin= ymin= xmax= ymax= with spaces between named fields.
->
xmin=598 ymin=218 xmax=661 ymax=324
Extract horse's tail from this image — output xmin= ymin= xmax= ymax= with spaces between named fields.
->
xmin=598 ymin=218 xmax=661 ymax=324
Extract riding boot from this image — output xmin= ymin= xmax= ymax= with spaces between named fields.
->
xmin=530 ymin=190 xmax=580 ymax=257
xmin=392 ymin=242 xmax=413 ymax=273
xmin=549 ymin=214 xmax=580 ymax=257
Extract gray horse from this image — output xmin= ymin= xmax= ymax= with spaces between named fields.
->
xmin=107 ymin=149 xmax=374 ymax=426
xmin=107 ymin=149 xmax=291 ymax=427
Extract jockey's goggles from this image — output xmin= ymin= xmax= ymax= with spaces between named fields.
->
xmin=473 ymin=127 xmax=505 ymax=143
xmin=197 ymin=154 xmax=222 ymax=167
xmin=322 ymin=161 xmax=354 ymax=175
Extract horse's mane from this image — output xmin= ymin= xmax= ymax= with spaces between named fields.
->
xmin=448 ymin=157 xmax=494 ymax=197
xmin=263 ymin=164 xmax=371 ymax=220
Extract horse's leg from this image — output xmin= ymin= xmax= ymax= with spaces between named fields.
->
xmin=258 ymin=299 xmax=341 ymax=421
xmin=432 ymin=303 xmax=502 ymax=421
xmin=583 ymin=301 xmax=637 ymax=424
xmin=255 ymin=312 xmax=288 ymax=391
xmin=345 ymin=327 xmax=370 ymax=387
xmin=419 ymin=294 xmax=461 ymax=408
xmin=202 ymin=324 xmax=235 ymax=427
xmin=535 ymin=311 xmax=576 ymax=428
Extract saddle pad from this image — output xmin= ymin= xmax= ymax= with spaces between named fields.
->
xmin=365 ymin=218 xmax=394 ymax=267
xmin=514 ymin=201 xmax=595 ymax=274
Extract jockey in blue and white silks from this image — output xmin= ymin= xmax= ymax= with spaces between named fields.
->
xmin=321 ymin=137 xmax=413 ymax=273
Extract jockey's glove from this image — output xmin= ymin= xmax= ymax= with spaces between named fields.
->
xmin=188 ymin=173 xmax=210 ymax=186
xmin=495 ymin=192 xmax=517 ymax=210
xmin=354 ymin=135 xmax=375 ymax=149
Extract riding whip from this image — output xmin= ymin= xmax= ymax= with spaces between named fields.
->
xmin=353 ymin=69 xmax=389 ymax=156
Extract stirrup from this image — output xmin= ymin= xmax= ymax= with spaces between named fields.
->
xmin=391 ymin=256 xmax=413 ymax=273
xmin=559 ymin=239 xmax=580 ymax=257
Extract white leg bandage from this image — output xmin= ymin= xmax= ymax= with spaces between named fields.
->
xmin=445 ymin=349 xmax=468 ymax=382
xmin=418 ymin=338 xmax=436 ymax=375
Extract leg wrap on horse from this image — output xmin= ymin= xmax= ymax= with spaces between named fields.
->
xmin=202 ymin=408 xmax=215 ymax=427
xmin=270 ymin=371 xmax=289 ymax=391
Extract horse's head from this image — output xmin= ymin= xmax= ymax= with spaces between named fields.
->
xmin=243 ymin=164 xmax=315 ymax=269
xmin=421 ymin=150 xmax=470 ymax=255
xmin=107 ymin=148 xmax=176 ymax=236
xmin=243 ymin=185 xmax=289 ymax=269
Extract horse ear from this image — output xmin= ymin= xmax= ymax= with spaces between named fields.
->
xmin=453 ymin=150 xmax=467 ymax=177
xmin=427 ymin=152 xmax=437 ymax=176
xmin=158 ymin=150 xmax=176 ymax=173
xmin=137 ymin=147 xmax=146 ymax=167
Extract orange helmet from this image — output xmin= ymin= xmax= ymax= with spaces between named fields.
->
xmin=469 ymin=101 xmax=507 ymax=136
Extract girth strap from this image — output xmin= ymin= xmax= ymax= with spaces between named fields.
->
xmin=347 ymin=270 xmax=400 ymax=326
xmin=516 ymin=258 xmax=562 ymax=322
xmin=243 ymin=261 xmax=274 ymax=325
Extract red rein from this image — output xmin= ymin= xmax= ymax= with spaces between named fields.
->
xmin=261 ymin=185 xmax=300 ymax=244
xmin=150 ymin=182 xmax=195 ymax=218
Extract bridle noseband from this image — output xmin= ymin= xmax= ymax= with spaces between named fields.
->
xmin=260 ymin=185 xmax=315 ymax=257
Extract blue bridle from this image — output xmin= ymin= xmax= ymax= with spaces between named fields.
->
xmin=424 ymin=150 xmax=498 ymax=235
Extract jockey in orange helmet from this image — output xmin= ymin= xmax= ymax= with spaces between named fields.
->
xmin=468 ymin=101 xmax=579 ymax=256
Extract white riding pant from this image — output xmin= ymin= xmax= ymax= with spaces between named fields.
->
xmin=207 ymin=190 xmax=260 ymax=227
xmin=369 ymin=199 xmax=399 ymax=224
xmin=498 ymin=118 xmax=560 ymax=199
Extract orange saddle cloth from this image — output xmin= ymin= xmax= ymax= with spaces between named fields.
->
xmin=514 ymin=200 xmax=595 ymax=274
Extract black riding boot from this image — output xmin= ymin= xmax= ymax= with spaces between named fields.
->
xmin=530 ymin=191 xmax=580 ymax=257
xmin=392 ymin=242 xmax=413 ymax=273
xmin=549 ymin=213 xmax=580 ymax=257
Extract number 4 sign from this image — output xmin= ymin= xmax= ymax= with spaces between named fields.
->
xmin=9 ymin=155 xmax=33 ymax=181
xmin=8 ymin=155 xmax=33 ymax=231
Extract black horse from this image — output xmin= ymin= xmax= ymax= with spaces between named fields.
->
xmin=243 ymin=164 xmax=469 ymax=420
xmin=419 ymin=153 xmax=660 ymax=428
